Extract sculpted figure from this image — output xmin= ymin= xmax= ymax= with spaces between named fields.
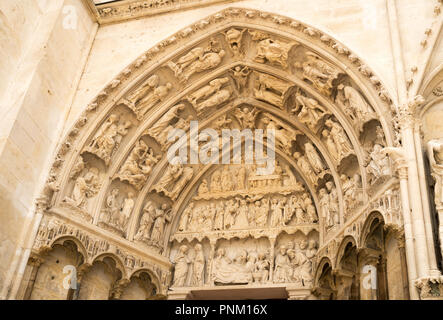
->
xmin=256 ymin=199 xmax=269 ymax=227
xmin=224 ymin=199 xmax=239 ymax=229
xmin=237 ymin=164 xmax=247 ymax=190
xmin=197 ymin=89 xmax=231 ymax=113
xmin=254 ymin=253 xmax=270 ymax=284
xmin=366 ymin=144 xmax=390 ymax=184
xmin=134 ymin=201 xmax=156 ymax=242
xmin=84 ymin=114 xmax=131 ymax=165
xmin=158 ymin=115 xmax=193 ymax=152
xmin=191 ymin=244 xmax=205 ymax=286
xmin=295 ymin=52 xmax=342 ymax=96
xmin=270 ymin=199 xmax=285 ymax=227
xmin=150 ymin=203 xmax=172 ymax=244
xmin=325 ymin=119 xmax=353 ymax=161
xmin=304 ymin=195 xmax=318 ymax=223
xmin=172 ymin=245 xmax=191 ymax=287
xmin=168 ymin=46 xmax=226 ymax=83
xmin=297 ymin=240 xmax=314 ymax=287
xmin=116 ymin=140 xmax=160 ymax=190
xmin=326 ymin=181 xmax=339 ymax=228
xmin=262 ymin=116 xmax=298 ymax=156
xmin=427 ymin=139 xmax=443 ymax=205
xmin=136 ymin=82 xmax=173 ymax=120
xmin=187 ymin=78 xmax=230 ymax=109
xmin=318 ymin=188 xmax=330 ymax=224
xmin=254 ymin=73 xmax=293 ymax=108
xmin=293 ymin=152 xmax=316 ymax=187
xmin=178 ymin=203 xmax=194 ymax=232
xmin=170 ymin=167 xmax=194 ymax=200
xmin=221 ymin=166 xmax=233 ymax=192
xmin=146 ymin=104 xmax=185 ymax=144
xmin=293 ymin=94 xmax=330 ymax=130
xmin=213 ymin=202 xmax=225 ymax=230
xmin=120 ymin=75 xmax=159 ymax=109
xmin=342 ymin=174 xmax=362 ymax=212
xmin=101 ymin=188 xmax=119 ymax=224
xmin=234 ymin=199 xmax=250 ymax=229
xmin=118 ymin=192 xmax=135 ymax=230
xmin=198 ymin=179 xmax=209 ymax=195
xmin=337 ymin=85 xmax=374 ymax=124
xmin=210 ymin=170 xmax=222 ymax=192
xmin=234 ymin=107 xmax=259 ymax=129
xmin=322 ymin=129 xmax=339 ymax=163
xmin=274 ymin=245 xmax=292 ymax=283
xmin=224 ymin=28 xmax=246 ymax=56
xmin=305 ymin=143 xmax=326 ymax=174
xmin=152 ymin=158 xmax=193 ymax=200
xmin=253 ymin=37 xmax=296 ymax=68
xmin=65 ymin=167 xmax=100 ymax=209
xmin=213 ymin=114 xmax=233 ymax=135
xmin=230 ymin=66 xmax=251 ymax=93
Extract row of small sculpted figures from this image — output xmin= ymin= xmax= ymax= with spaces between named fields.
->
xmin=172 ymin=239 xmax=318 ymax=287
xmin=178 ymin=195 xmax=318 ymax=233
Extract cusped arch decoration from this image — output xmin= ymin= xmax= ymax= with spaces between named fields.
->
xmin=91 ymin=252 xmax=127 ymax=280
xmin=334 ymin=235 xmax=358 ymax=270
xmin=35 ymin=7 xmax=399 ymax=295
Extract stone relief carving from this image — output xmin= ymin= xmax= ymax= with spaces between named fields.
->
xmin=366 ymin=143 xmax=391 ymax=185
xmin=261 ymin=114 xmax=299 ymax=156
xmin=341 ymin=174 xmax=363 ymax=220
xmin=294 ymin=52 xmax=343 ymax=96
xmin=83 ymin=114 xmax=132 ymax=166
xmin=135 ymin=201 xmax=172 ymax=251
xmin=145 ymin=104 xmax=191 ymax=151
xmin=152 ymin=158 xmax=194 ymax=201
xmin=224 ymin=28 xmax=246 ymax=57
xmin=249 ymin=30 xmax=297 ymax=68
xmin=99 ymin=190 xmax=135 ymax=236
xmin=336 ymin=84 xmax=376 ymax=132
xmin=187 ymin=77 xmax=232 ymax=114
xmin=254 ymin=73 xmax=293 ymax=109
xmin=319 ymin=181 xmax=340 ymax=231
xmin=292 ymin=92 xmax=331 ymax=131
xmin=34 ymin=9 xmax=401 ymax=299
xmin=169 ymin=235 xmax=318 ymax=288
xmin=323 ymin=119 xmax=354 ymax=164
xmin=229 ymin=66 xmax=252 ymax=94
xmin=63 ymin=166 xmax=101 ymax=221
xmin=166 ymin=41 xmax=226 ymax=83
xmin=233 ymin=106 xmax=259 ymax=129
xmin=115 ymin=140 xmax=161 ymax=190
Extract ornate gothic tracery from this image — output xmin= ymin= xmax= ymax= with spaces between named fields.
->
xmin=27 ymin=7 xmax=413 ymax=300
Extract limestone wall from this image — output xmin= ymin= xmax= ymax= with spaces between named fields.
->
xmin=0 ymin=0 xmax=97 ymax=298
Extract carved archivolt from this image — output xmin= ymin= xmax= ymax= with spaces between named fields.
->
xmin=34 ymin=8 xmax=399 ymax=294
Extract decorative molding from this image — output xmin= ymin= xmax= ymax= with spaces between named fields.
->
xmin=95 ymin=0 xmax=240 ymax=24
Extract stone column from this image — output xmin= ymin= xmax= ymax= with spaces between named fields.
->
xmin=109 ymin=278 xmax=130 ymax=300
xmin=396 ymin=233 xmax=412 ymax=299
xmin=414 ymin=121 xmax=440 ymax=276
xmin=358 ymin=248 xmax=381 ymax=300
xmin=397 ymin=101 xmax=430 ymax=279
xmin=206 ymin=239 xmax=217 ymax=286
xmin=70 ymin=264 xmax=91 ymax=300
xmin=383 ymin=147 xmax=419 ymax=299
xmin=21 ymin=255 xmax=44 ymax=300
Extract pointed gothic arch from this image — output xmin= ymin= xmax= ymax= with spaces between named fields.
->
xmin=30 ymin=7 xmax=400 ymax=299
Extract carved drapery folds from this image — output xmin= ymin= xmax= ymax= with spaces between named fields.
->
xmin=34 ymin=8 xmax=398 ymax=298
